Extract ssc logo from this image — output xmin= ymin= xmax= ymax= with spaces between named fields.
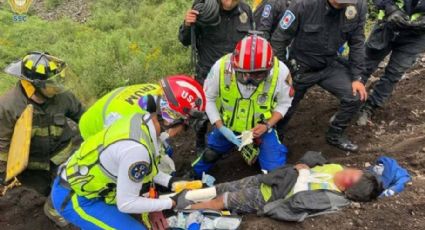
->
xmin=8 ymin=0 xmax=33 ymax=14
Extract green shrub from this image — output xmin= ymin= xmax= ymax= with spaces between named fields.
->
xmin=0 ymin=0 xmax=193 ymax=105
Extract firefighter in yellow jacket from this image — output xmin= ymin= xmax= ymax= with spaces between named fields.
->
xmin=0 ymin=52 xmax=84 ymax=195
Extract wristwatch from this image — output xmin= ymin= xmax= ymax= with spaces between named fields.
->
xmin=261 ymin=121 xmax=272 ymax=132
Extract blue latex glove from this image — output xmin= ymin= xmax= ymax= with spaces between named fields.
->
xmin=218 ymin=126 xmax=241 ymax=147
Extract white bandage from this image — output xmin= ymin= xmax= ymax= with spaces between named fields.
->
xmin=293 ymin=169 xmax=310 ymax=194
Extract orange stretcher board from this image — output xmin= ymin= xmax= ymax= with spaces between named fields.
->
xmin=5 ymin=104 xmax=33 ymax=183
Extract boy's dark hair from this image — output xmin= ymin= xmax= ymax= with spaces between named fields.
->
xmin=345 ymin=171 xmax=384 ymax=202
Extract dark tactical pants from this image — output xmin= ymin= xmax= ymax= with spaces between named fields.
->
xmin=193 ymin=65 xmax=209 ymax=150
xmin=363 ymin=30 xmax=425 ymax=108
xmin=216 ymin=175 xmax=266 ymax=213
xmin=277 ymin=60 xmax=362 ymax=133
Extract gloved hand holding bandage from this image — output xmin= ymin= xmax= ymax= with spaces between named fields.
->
xmin=218 ymin=126 xmax=241 ymax=147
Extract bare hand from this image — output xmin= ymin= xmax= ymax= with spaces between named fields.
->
xmin=167 ymin=124 xmax=185 ymax=138
xmin=184 ymin=10 xmax=199 ymax=27
xmin=352 ymin=80 xmax=367 ymax=101
xmin=252 ymin=124 xmax=268 ymax=138
xmin=294 ymin=163 xmax=310 ymax=171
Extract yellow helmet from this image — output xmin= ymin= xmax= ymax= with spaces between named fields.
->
xmin=5 ymin=51 xmax=68 ymax=97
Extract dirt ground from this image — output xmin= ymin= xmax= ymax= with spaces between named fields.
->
xmin=29 ymin=0 xmax=90 ymax=23
xmin=1 ymin=0 xmax=424 ymax=229
xmin=1 ymin=56 xmax=424 ymax=229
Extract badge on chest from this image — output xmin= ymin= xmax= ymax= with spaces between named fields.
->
xmin=345 ymin=6 xmax=357 ymax=20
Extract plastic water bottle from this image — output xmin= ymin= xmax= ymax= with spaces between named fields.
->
xmin=186 ymin=211 xmax=203 ymax=230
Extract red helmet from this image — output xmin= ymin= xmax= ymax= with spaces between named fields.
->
xmin=160 ymin=75 xmax=206 ymax=120
xmin=232 ymin=35 xmax=274 ymax=72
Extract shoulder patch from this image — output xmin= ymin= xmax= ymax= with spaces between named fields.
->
xmin=279 ymin=10 xmax=296 ymax=30
xmin=262 ymin=4 xmax=272 ymax=18
xmin=128 ymin=161 xmax=150 ymax=182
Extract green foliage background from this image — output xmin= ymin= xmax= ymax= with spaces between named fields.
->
xmin=0 ymin=0 xmax=193 ymax=104
xmin=0 ymin=0 xmax=375 ymax=105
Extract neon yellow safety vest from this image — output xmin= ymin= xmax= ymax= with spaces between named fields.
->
xmin=260 ymin=164 xmax=344 ymax=202
xmin=66 ymin=114 xmax=158 ymax=204
xmin=218 ymin=54 xmax=280 ymax=133
xmin=377 ymin=0 xmax=423 ymax=21
xmin=79 ymin=84 xmax=162 ymax=140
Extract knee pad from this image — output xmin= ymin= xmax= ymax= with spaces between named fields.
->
xmin=201 ymin=148 xmax=221 ymax=163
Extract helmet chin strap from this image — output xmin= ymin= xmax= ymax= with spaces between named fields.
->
xmin=20 ymin=80 xmax=36 ymax=98
xmin=20 ymin=79 xmax=49 ymax=103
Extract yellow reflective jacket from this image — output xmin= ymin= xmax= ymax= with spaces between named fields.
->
xmin=66 ymin=114 xmax=158 ymax=204
xmin=218 ymin=54 xmax=279 ymax=133
xmin=79 ymin=84 xmax=162 ymax=140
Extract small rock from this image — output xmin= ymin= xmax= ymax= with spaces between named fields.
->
xmin=354 ymin=210 xmax=360 ymax=215
xmin=354 ymin=218 xmax=363 ymax=226
xmin=351 ymin=202 xmax=361 ymax=209
xmin=364 ymin=162 xmax=371 ymax=167
xmin=421 ymin=147 xmax=425 ymax=153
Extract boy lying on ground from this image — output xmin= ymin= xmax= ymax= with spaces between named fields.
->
xmin=177 ymin=152 xmax=410 ymax=222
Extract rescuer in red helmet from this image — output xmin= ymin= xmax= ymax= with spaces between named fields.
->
xmin=191 ymin=34 xmax=294 ymax=178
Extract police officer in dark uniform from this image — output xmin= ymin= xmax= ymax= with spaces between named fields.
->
xmin=254 ymin=0 xmax=291 ymax=40
xmin=178 ymin=0 xmax=253 ymax=151
xmin=271 ymin=0 xmax=368 ymax=151
xmin=357 ymin=0 xmax=425 ymax=125
xmin=179 ymin=0 xmax=253 ymax=84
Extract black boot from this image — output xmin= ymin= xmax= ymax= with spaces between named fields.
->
xmin=192 ymin=115 xmax=208 ymax=153
xmin=44 ymin=195 xmax=69 ymax=227
xmin=195 ymin=136 xmax=206 ymax=153
xmin=326 ymin=126 xmax=359 ymax=152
